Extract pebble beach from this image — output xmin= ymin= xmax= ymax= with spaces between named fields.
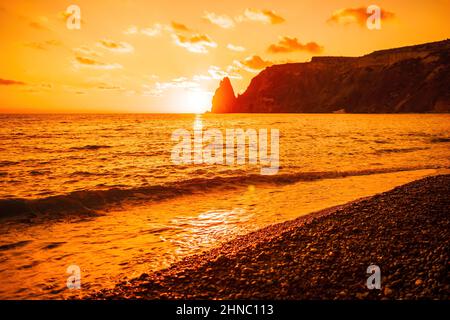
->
xmin=90 ymin=174 xmax=450 ymax=300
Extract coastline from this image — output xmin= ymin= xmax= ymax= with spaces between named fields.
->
xmin=89 ymin=174 xmax=450 ymax=300
xmin=2 ymin=166 xmax=441 ymax=223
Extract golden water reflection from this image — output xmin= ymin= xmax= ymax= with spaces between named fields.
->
xmin=0 ymin=169 xmax=443 ymax=299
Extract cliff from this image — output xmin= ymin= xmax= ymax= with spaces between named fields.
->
xmin=211 ymin=39 xmax=450 ymax=113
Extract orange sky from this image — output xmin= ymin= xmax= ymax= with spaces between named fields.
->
xmin=0 ymin=0 xmax=449 ymax=113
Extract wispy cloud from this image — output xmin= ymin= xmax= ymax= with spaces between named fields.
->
xmin=93 ymin=82 xmax=124 ymax=91
xmin=327 ymin=7 xmax=395 ymax=26
xmin=203 ymin=12 xmax=235 ymax=29
xmin=124 ymin=24 xmax=164 ymax=37
xmin=97 ymin=39 xmax=134 ymax=53
xmin=171 ymin=21 xmax=192 ymax=32
xmin=193 ymin=65 xmax=242 ymax=81
xmin=0 ymin=78 xmax=26 ymax=86
xmin=123 ymin=21 xmax=217 ymax=54
xmin=144 ymin=77 xmax=201 ymax=96
xmin=163 ymin=77 xmax=200 ymax=89
xmin=235 ymin=55 xmax=274 ymax=73
xmin=24 ymin=40 xmax=62 ymax=50
xmin=73 ymin=56 xmax=122 ymax=70
xmin=236 ymin=9 xmax=285 ymax=25
xmin=209 ymin=65 xmax=242 ymax=80
xmin=169 ymin=21 xmax=218 ymax=53
xmin=141 ymin=24 xmax=164 ymax=37
xmin=267 ymin=36 xmax=323 ymax=54
xmin=28 ymin=16 xmax=51 ymax=31
xmin=73 ymin=46 xmax=102 ymax=57
xmin=172 ymin=33 xmax=217 ymax=54
xmin=227 ymin=43 xmax=246 ymax=52
xmin=123 ymin=25 xmax=139 ymax=35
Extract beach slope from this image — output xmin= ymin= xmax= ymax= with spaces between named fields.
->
xmin=91 ymin=174 xmax=449 ymax=300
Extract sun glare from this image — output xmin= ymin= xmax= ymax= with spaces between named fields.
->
xmin=181 ymin=90 xmax=212 ymax=113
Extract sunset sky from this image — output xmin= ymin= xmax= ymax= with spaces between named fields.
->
xmin=0 ymin=0 xmax=449 ymax=113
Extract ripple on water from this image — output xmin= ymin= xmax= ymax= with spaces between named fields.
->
xmin=0 ymin=240 xmax=33 ymax=251
xmin=42 ymin=242 xmax=66 ymax=250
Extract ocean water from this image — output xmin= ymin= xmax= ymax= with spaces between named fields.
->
xmin=0 ymin=113 xmax=449 ymax=299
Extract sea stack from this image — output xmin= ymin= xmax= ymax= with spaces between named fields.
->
xmin=211 ymin=77 xmax=236 ymax=113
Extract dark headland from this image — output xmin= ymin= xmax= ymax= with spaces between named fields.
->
xmin=211 ymin=39 xmax=450 ymax=113
xmin=90 ymin=174 xmax=449 ymax=300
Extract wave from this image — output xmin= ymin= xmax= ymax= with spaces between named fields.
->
xmin=373 ymin=147 xmax=429 ymax=155
xmin=0 ymin=165 xmax=440 ymax=221
xmin=69 ymin=145 xmax=112 ymax=151
xmin=0 ymin=160 xmax=20 ymax=167
xmin=0 ymin=240 xmax=32 ymax=251
xmin=430 ymin=137 xmax=450 ymax=143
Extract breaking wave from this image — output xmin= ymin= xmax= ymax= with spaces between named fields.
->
xmin=0 ymin=165 xmax=440 ymax=221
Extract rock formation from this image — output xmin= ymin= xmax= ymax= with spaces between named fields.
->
xmin=211 ymin=39 xmax=450 ymax=113
xmin=211 ymin=77 xmax=236 ymax=113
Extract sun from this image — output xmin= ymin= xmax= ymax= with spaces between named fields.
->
xmin=181 ymin=90 xmax=213 ymax=113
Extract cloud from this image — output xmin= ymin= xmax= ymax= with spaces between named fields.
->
xmin=193 ymin=65 xmax=242 ymax=81
xmin=145 ymin=78 xmax=202 ymax=96
xmin=28 ymin=21 xmax=48 ymax=30
xmin=124 ymin=24 xmax=164 ymax=37
xmin=260 ymin=9 xmax=286 ymax=24
xmin=24 ymin=40 xmax=62 ymax=50
xmin=73 ymin=74 xmax=131 ymax=92
xmin=94 ymin=83 xmax=124 ymax=91
xmin=28 ymin=16 xmax=50 ymax=30
xmin=237 ymin=9 xmax=285 ymax=24
xmin=124 ymin=21 xmax=217 ymax=54
xmin=209 ymin=65 xmax=242 ymax=80
xmin=236 ymin=55 xmax=274 ymax=73
xmin=227 ymin=43 xmax=246 ymax=52
xmin=141 ymin=24 xmax=164 ymax=37
xmin=97 ymin=39 xmax=134 ymax=53
xmin=327 ymin=7 xmax=395 ymax=26
xmin=141 ymin=84 xmax=158 ymax=96
xmin=123 ymin=25 xmax=139 ymax=35
xmin=267 ymin=36 xmax=323 ymax=54
xmin=168 ymin=21 xmax=218 ymax=53
xmin=172 ymin=33 xmax=217 ymax=54
xmin=0 ymin=78 xmax=26 ymax=86
xmin=171 ymin=21 xmax=191 ymax=32
xmin=73 ymin=56 xmax=122 ymax=70
xmin=73 ymin=46 xmax=102 ymax=57
xmin=203 ymin=12 xmax=235 ymax=29
xmin=167 ymin=77 xmax=201 ymax=89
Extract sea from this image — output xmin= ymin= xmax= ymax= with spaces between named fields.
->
xmin=0 ymin=113 xmax=449 ymax=299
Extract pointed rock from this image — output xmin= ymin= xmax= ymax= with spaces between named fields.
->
xmin=211 ymin=77 xmax=237 ymax=113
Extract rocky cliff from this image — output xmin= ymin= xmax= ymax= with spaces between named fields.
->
xmin=211 ymin=39 xmax=450 ymax=113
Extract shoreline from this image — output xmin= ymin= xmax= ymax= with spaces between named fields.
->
xmin=89 ymin=174 xmax=449 ymax=300
xmin=1 ymin=166 xmax=444 ymax=224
